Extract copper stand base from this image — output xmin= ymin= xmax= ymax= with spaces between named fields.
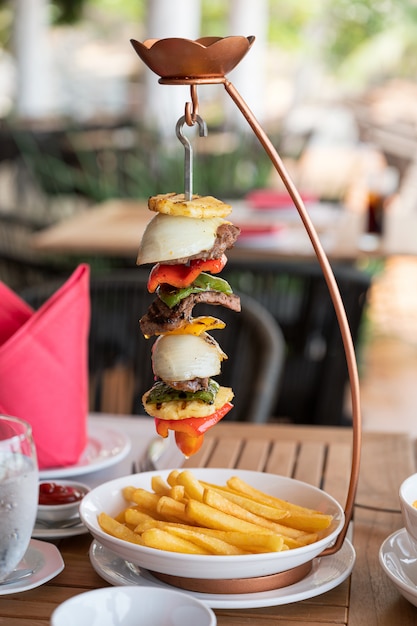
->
xmin=149 ymin=560 xmax=313 ymax=594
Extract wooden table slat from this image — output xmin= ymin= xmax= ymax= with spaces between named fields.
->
xmin=216 ymin=617 xmax=346 ymax=625
xmin=293 ymin=441 xmax=326 ymax=487
xmin=235 ymin=439 xmax=271 ymax=471
xmin=323 ymin=443 xmax=352 ymax=506
xmin=266 ymin=440 xmax=298 ymax=476
xmin=355 ymin=432 xmax=412 ymax=510
xmin=349 ymin=511 xmax=412 ymax=626
xmin=216 ymin=598 xmax=348 ymax=623
xmin=1 ymin=621 xmax=49 ymax=626
xmin=203 ymin=436 xmax=244 ymax=468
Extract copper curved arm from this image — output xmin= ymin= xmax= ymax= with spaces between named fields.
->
xmin=222 ymin=78 xmax=361 ymax=555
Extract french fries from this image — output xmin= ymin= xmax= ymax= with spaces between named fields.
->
xmin=225 ymin=476 xmax=333 ymax=533
xmin=141 ymin=528 xmax=210 ymax=554
xmin=98 ymin=470 xmax=334 ymax=556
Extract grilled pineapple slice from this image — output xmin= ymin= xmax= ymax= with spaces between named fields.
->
xmin=142 ymin=385 xmax=234 ymax=420
xmin=148 ymin=192 xmax=232 ymax=218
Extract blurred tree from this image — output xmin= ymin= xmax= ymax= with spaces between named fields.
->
xmin=200 ymin=0 xmax=228 ymax=36
xmin=268 ymin=0 xmax=323 ymax=49
xmin=50 ymin=0 xmax=85 ymax=23
xmin=1 ymin=0 xmax=415 ymax=70
xmin=324 ymin=0 xmax=407 ymax=66
xmin=321 ymin=0 xmax=417 ymax=81
xmin=88 ymin=0 xmax=144 ymax=22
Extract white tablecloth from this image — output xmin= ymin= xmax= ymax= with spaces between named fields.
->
xmin=72 ymin=413 xmax=184 ymax=488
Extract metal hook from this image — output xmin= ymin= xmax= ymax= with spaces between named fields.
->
xmin=185 ymin=85 xmax=199 ymax=126
xmin=175 ymin=114 xmax=207 ymax=200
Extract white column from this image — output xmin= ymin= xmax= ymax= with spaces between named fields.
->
xmin=13 ymin=0 xmax=54 ymax=120
xmin=226 ymin=0 xmax=269 ymax=130
xmin=142 ymin=0 xmax=202 ymax=135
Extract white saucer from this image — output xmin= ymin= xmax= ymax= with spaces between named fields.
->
xmin=39 ymin=423 xmax=131 ymax=479
xmin=0 ymin=539 xmax=64 ymax=595
xmin=379 ymin=528 xmax=417 ymax=607
xmin=32 ymin=520 xmax=88 ymax=540
xmin=89 ymin=539 xmax=355 ymax=609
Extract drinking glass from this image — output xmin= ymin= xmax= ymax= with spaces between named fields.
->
xmin=0 ymin=415 xmax=38 ymax=581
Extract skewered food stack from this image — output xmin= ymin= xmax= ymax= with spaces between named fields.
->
xmin=137 ymin=192 xmax=241 ymax=456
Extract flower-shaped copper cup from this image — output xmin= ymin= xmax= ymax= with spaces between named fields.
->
xmin=130 ymin=36 xmax=255 ymax=81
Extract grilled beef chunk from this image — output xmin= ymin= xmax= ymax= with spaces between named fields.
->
xmin=163 ymin=223 xmax=240 ymax=264
xmin=140 ymin=291 xmax=241 ymax=337
xmin=167 ymin=377 xmax=210 ymax=393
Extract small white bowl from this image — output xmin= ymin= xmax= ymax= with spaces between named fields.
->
xmin=399 ymin=473 xmax=417 ymax=550
xmin=50 ymin=585 xmax=216 ymax=626
xmin=379 ymin=528 xmax=417 ymax=608
xmin=80 ymin=468 xmax=344 ymax=581
xmin=37 ymin=480 xmax=90 ymax=523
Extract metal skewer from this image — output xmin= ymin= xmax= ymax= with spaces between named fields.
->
xmin=175 ymin=114 xmax=207 ymax=200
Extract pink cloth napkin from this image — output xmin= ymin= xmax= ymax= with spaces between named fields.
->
xmin=0 ymin=264 xmax=90 ymax=469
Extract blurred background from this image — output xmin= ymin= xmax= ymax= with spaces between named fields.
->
xmin=2 ymin=0 xmax=417 ymax=208
xmin=1 ymin=0 xmax=417 ymax=432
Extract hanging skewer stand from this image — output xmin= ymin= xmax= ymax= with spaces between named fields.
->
xmin=130 ymin=35 xmax=361 ymax=576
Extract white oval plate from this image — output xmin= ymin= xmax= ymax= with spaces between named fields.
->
xmin=379 ymin=528 xmax=417 ymax=607
xmin=39 ymin=424 xmax=131 ymax=479
xmin=0 ymin=539 xmax=64 ymax=595
xmin=89 ymin=539 xmax=355 ymax=609
xmin=32 ymin=520 xmax=88 ymax=540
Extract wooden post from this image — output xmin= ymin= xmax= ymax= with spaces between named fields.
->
xmin=225 ymin=0 xmax=269 ymax=129
xmin=13 ymin=0 xmax=55 ymax=120
xmin=143 ymin=0 xmax=202 ymax=135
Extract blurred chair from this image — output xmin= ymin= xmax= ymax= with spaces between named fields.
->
xmin=221 ymin=259 xmax=371 ymax=426
xmin=0 ymin=212 xmax=70 ymax=291
xmin=21 ymin=270 xmax=286 ymax=424
xmin=0 ymin=250 xmax=69 ymax=292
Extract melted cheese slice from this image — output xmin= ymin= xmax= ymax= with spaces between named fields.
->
xmin=155 ymin=316 xmax=226 ymax=336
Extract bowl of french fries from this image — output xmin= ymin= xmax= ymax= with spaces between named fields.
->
xmin=80 ymin=468 xmax=344 ymax=586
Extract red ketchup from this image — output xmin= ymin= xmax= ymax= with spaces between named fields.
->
xmin=39 ymin=482 xmax=84 ymax=505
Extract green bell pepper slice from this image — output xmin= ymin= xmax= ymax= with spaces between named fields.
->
xmin=146 ymin=379 xmax=220 ymax=405
xmin=157 ymin=272 xmax=233 ymax=308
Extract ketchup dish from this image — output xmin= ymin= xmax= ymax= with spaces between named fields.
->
xmin=37 ymin=480 xmax=90 ymax=524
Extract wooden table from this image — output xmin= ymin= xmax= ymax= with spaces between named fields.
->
xmin=1 ymin=415 xmax=415 ymax=625
xmin=29 ymin=198 xmax=372 ymax=263
xmin=29 ymin=194 xmax=417 ymax=263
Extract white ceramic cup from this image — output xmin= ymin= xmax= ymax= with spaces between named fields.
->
xmin=50 ymin=585 xmax=217 ymax=626
xmin=399 ymin=473 xmax=417 ymax=550
xmin=0 ymin=415 xmax=38 ymax=581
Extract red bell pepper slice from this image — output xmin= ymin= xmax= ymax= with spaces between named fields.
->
xmin=147 ymin=255 xmax=227 ymax=293
xmin=154 ymin=401 xmax=233 ymax=456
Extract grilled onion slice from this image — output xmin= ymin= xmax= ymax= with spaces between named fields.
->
xmin=152 ymin=333 xmax=227 ymax=382
xmin=137 ymin=213 xmax=226 ymax=265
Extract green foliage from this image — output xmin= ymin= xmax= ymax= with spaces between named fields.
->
xmin=3 ymin=0 xmax=417 ymax=77
xmin=323 ymin=0 xmax=416 ymax=68
xmin=50 ymin=0 xmax=86 ymax=24
xmin=193 ymin=136 xmax=272 ymax=198
xmin=268 ymin=0 xmax=323 ymax=49
xmin=9 ymin=123 xmax=272 ymax=203
xmin=0 ymin=2 xmax=12 ymax=48
xmin=88 ymin=0 xmax=145 ymax=21
xmin=201 ymin=0 xmax=228 ymax=37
